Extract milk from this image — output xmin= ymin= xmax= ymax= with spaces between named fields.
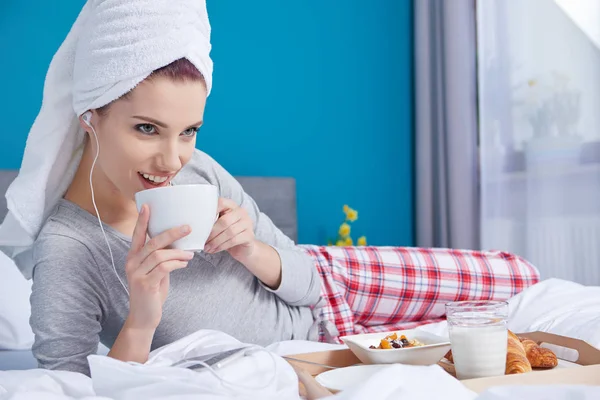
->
xmin=448 ymin=321 xmax=508 ymax=379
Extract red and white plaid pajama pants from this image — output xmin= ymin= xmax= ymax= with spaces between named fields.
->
xmin=300 ymin=245 xmax=540 ymax=343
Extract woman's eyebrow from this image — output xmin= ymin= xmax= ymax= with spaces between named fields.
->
xmin=132 ymin=116 xmax=203 ymax=129
xmin=132 ymin=115 xmax=169 ymax=128
xmin=185 ymin=120 xmax=203 ymax=129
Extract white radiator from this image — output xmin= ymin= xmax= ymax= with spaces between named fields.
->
xmin=527 ymin=217 xmax=600 ymax=285
xmin=483 ymin=217 xmax=600 ymax=285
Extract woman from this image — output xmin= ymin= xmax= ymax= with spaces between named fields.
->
xmin=1 ymin=1 xmax=539 ymax=376
xmin=32 ymin=57 xmax=325 ymax=375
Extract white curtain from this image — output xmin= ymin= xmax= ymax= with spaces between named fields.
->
xmin=477 ymin=0 xmax=600 ymax=284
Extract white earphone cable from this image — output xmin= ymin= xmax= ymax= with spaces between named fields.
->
xmin=88 ymin=122 xmax=130 ymax=297
xmin=178 ymin=347 xmax=279 ymax=394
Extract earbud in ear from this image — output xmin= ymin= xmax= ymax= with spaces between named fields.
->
xmin=82 ymin=111 xmax=93 ymax=127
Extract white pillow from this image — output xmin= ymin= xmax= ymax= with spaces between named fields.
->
xmin=0 ymin=251 xmax=34 ymax=350
xmin=507 ymin=278 xmax=600 ymax=349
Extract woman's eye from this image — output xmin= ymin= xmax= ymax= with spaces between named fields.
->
xmin=182 ymin=127 xmax=199 ymax=137
xmin=136 ymin=124 xmax=156 ymax=135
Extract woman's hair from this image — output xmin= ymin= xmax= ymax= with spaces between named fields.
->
xmin=149 ymin=57 xmax=205 ymax=82
xmin=96 ymin=58 xmax=205 ymax=116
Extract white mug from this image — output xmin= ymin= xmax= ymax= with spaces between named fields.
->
xmin=134 ymin=184 xmax=219 ymax=251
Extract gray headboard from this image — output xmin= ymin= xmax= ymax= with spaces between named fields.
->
xmin=0 ymin=171 xmax=298 ymax=243
xmin=235 ymin=176 xmax=298 ymax=242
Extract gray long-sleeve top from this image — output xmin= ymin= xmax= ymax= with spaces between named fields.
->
xmin=30 ymin=150 xmax=322 ymax=375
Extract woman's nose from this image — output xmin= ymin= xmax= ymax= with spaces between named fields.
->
xmin=157 ymin=139 xmax=182 ymax=172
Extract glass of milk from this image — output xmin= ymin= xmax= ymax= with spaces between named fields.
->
xmin=446 ymin=300 xmax=508 ymax=379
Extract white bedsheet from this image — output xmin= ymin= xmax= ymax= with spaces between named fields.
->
xmin=1 ymin=278 xmax=600 ymax=399
xmin=0 ymin=252 xmax=33 ymax=351
xmin=322 ymin=368 xmax=600 ymax=400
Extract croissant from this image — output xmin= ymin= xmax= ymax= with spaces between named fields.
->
xmin=444 ymin=349 xmax=454 ymax=363
xmin=505 ymin=330 xmax=532 ymax=374
xmin=519 ymin=337 xmax=558 ymax=368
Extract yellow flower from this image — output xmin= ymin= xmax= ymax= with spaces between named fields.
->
xmin=343 ymin=205 xmax=357 ymax=220
xmin=357 ymin=236 xmax=367 ymax=246
xmin=344 ymin=237 xmax=353 ymax=246
xmin=335 ymin=240 xmax=345 ymax=247
xmin=346 ymin=209 xmax=358 ymax=222
xmin=339 ymin=223 xmax=351 ymax=237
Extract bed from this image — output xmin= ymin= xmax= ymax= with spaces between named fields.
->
xmin=0 ymin=171 xmax=299 ymax=371
xmin=2 ymin=175 xmax=600 ymax=398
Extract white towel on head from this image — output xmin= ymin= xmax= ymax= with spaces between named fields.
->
xmin=0 ymin=0 xmax=213 ymax=278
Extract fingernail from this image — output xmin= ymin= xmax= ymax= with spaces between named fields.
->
xmin=181 ymin=225 xmax=191 ymax=234
xmin=184 ymin=251 xmax=195 ymax=259
xmin=139 ymin=205 xmax=145 ymax=215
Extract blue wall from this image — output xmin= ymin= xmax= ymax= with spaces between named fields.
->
xmin=0 ymin=1 xmax=414 ymax=246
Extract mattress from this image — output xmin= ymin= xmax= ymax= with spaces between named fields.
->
xmin=0 ymin=341 xmax=342 ymax=373
xmin=0 ymin=344 xmax=110 ymax=372
xmin=0 ymin=349 xmax=38 ymax=370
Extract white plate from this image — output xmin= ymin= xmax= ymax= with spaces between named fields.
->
xmin=340 ymin=328 xmax=451 ymax=365
xmin=315 ymin=365 xmax=389 ymax=392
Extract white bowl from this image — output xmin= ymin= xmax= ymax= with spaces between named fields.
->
xmin=340 ymin=328 xmax=451 ymax=366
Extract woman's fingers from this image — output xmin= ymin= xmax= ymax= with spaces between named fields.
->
xmin=206 ymin=207 xmax=241 ymax=244
xmin=209 ymin=228 xmax=252 ymax=253
xmin=206 ymin=221 xmax=246 ymax=251
xmin=134 ymin=225 xmax=191 ymax=263
xmin=126 ymin=214 xmax=192 ymax=274
xmin=217 ymin=197 xmax=238 ymax=214
xmin=146 ymin=260 xmax=189 ymax=286
xmin=130 ymin=205 xmax=150 ymax=253
xmin=137 ymin=249 xmax=195 ymax=275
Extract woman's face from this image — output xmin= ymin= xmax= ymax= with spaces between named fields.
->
xmin=85 ymin=76 xmax=207 ymax=200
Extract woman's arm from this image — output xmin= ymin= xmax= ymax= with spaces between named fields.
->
xmin=248 ymin=208 xmax=322 ymax=307
xmin=107 ymin=320 xmax=154 ymax=363
xmin=30 ymin=237 xmax=105 ymax=376
xmin=194 ymin=150 xmax=322 ymax=307
xmin=109 ymin=205 xmax=195 ymax=364
xmin=228 ymin=239 xmax=283 ymax=289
